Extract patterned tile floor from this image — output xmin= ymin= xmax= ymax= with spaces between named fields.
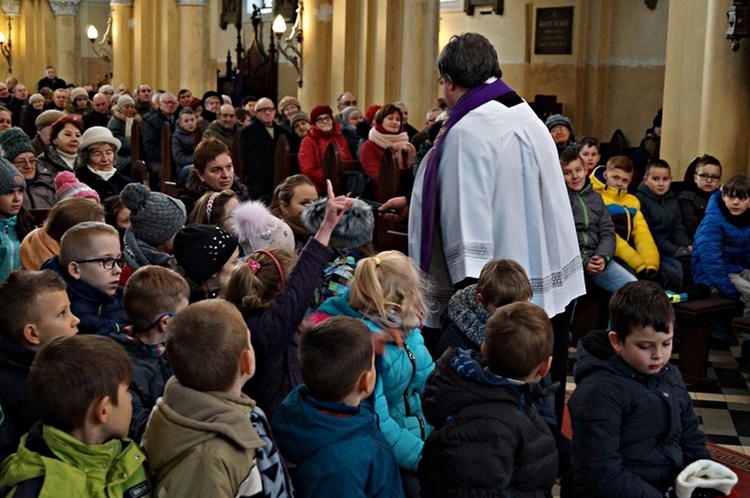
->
xmin=565 ymin=341 xmax=750 ymax=455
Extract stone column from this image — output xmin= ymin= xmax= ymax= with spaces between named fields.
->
xmin=48 ymin=0 xmax=81 ymax=84
xmin=299 ymin=0 xmax=332 ymax=109
xmin=399 ymin=0 xmax=439 ymax=121
xmin=177 ymin=0 xmax=207 ymax=95
xmin=110 ymin=0 xmax=133 ymax=90
xmin=662 ymin=0 xmax=750 ymax=177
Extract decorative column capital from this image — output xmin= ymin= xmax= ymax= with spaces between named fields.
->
xmin=48 ymin=0 xmax=81 ymax=16
xmin=177 ymin=0 xmax=206 ymax=6
xmin=110 ymin=0 xmax=133 ymax=6
xmin=0 ymin=0 xmax=20 ymax=16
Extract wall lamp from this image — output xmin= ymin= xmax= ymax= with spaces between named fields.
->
xmin=0 ymin=18 xmax=12 ymax=74
xmin=272 ymin=0 xmax=303 ymax=87
xmin=87 ymin=11 xmax=113 ymax=72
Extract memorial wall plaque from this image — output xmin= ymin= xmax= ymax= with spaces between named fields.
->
xmin=534 ymin=6 xmax=574 ymax=55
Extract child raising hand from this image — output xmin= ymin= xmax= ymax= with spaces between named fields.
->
xmin=223 ymin=180 xmax=351 ymax=416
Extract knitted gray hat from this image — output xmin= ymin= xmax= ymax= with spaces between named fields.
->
xmin=0 ymin=157 xmax=25 ymax=195
xmin=302 ymin=197 xmax=374 ymax=249
xmin=173 ymin=224 xmax=239 ymax=284
xmin=0 ymin=127 xmax=35 ymax=161
xmin=545 ymin=113 xmax=573 ymax=132
xmin=120 ymin=183 xmax=186 ymax=247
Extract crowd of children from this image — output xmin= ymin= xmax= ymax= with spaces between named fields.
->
xmin=0 ymin=92 xmax=747 ymax=497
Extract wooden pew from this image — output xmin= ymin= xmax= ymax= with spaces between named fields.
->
xmin=231 ymin=128 xmax=244 ymax=184
xmin=159 ymin=121 xmax=180 ymax=198
xmin=274 ymin=134 xmax=298 ymax=188
xmin=129 ymin=120 xmax=143 ymax=177
xmin=322 ymin=142 xmax=409 ymax=252
xmin=130 ymin=159 xmax=150 ymax=189
xmin=28 ymin=208 xmax=51 ymax=227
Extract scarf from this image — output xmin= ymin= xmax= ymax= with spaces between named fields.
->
xmin=367 ymin=126 xmax=416 ymax=169
xmin=124 ymin=116 xmax=134 ymax=138
xmin=57 ymin=149 xmax=78 ymax=171
xmin=87 ymin=164 xmax=117 ymax=181
xmin=419 ymin=77 xmax=514 ymax=272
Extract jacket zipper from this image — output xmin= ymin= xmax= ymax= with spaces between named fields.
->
xmin=2 ymin=223 xmax=13 ymax=276
xmin=402 ymin=343 xmax=426 ymax=439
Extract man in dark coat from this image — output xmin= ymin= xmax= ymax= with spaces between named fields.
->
xmin=141 ymin=92 xmax=178 ymax=177
xmin=238 ymin=97 xmax=289 ymax=204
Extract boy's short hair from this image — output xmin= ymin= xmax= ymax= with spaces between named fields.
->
xmin=644 ymin=158 xmax=670 ymax=177
xmin=0 ymin=270 xmax=66 ymax=344
xmin=577 ymin=136 xmax=600 ymax=150
xmin=193 ymin=138 xmax=229 ymax=174
xmin=722 ymin=174 xmax=750 ymax=200
xmin=559 ymin=147 xmax=582 ymax=167
xmin=167 ymin=299 xmax=248 ymax=392
xmin=124 ymin=266 xmax=189 ymax=332
xmin=178 ymin=107 xmax=195 ymax=119
xmin=696 ymin=154 xmax=722 ymax=171
xmin=609 ymin=281 xmax=674 ymax=340
xmin=299 ymin=316 xmax=373 ymax=402
xmin=58 ymin=221 xmax=119 ymax=268
xmin=606 ymin=155 xmax=634 ymax=174
xmin=29 ymin=335 xmax=132 ymax=432
xmin=484 ymin=302 xmax=552 ymax=380
xmin=477 ymin=259 xmax=532 ymax=308
xmin=235 ymin=107 xmax=250 ymax=123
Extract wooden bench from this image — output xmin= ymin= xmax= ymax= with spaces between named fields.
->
xmin=322 ymin=142 xmax=409 ymax=252
xmin=159 ymin=121 xmax=180 ymax=198
xmin=28 ymin=208 xmax=51 ymax=227
xmin=273 ymin=134 xmax=298 ymax=188
xmin=673 ymin=297 xmax=743 ymax=388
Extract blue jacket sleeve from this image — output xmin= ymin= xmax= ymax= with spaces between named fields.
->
xmin=373 ymin=362 xmax=424 ymax=472
xmin=692 ymin=218 xmax=739 ymax=299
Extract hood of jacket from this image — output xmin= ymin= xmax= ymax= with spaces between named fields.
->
xmin=142 ymin=377 xmax=265 ymax=473
xmin=422 ymin=348 xmax=547 ymax=428
xmin=271 ymin=385 xmax=376 ymax=463
xmin=42 ymin=254 xmax=121 ymax=306
xmin=316 ymin=290 xmax=363 ymax=320
xmin=446 ymin=285 xmax=491 ymax=349
xmin=590 ymin=165 xmax=631 ymax=202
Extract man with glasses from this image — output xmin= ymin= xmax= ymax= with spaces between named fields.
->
xmin=142 ymin=92 xmax=179 ymax=177
xmin=679 ymin=154 xmax=723 ymax=239
xmin=202 ymin=103 xmax=238 ymax=151
xmin=334 ymin=91 xmax=357 ymax=125
xmin=239 ymin=97 xmax=290 ymax=203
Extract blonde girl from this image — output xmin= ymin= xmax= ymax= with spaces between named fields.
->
xmin=314 ymin=250 xmax=435 ymax=482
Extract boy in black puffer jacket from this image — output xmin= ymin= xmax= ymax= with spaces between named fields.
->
xmin=569 ymin=281 xmax=710 ymax=497
xmin=419 ymin=302 xmax=559 ymax=498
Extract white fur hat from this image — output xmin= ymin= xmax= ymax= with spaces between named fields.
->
xmin=675 ymin=459 xmax=738 ymax=498
xmin=229 ymin=200 xmax=295 ymax=255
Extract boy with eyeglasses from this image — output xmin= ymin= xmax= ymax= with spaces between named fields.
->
xmin=43 ymin=221 xmax=130 ymax=335
xmin=679 ymin=154 xmax=723 ymax=239
xmin=113 ymin=265 xmax=190 ymax=441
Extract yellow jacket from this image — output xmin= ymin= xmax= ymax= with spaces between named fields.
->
xmin=590 ymin=167 xmax=659 ymax=273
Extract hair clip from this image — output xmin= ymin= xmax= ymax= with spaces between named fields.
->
xmin=373 ymin=257 xmax=381 ymax=266
xmin=206 ymin=191 xmax=221 ymax=220
xmin=246 ymin=259 xmax=261 ymax=274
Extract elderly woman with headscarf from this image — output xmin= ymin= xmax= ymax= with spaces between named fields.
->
xmin=74 ymin=126 xmax=135 ymax=200
xmin=298 ymin=105 xmax=352 ymax=194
